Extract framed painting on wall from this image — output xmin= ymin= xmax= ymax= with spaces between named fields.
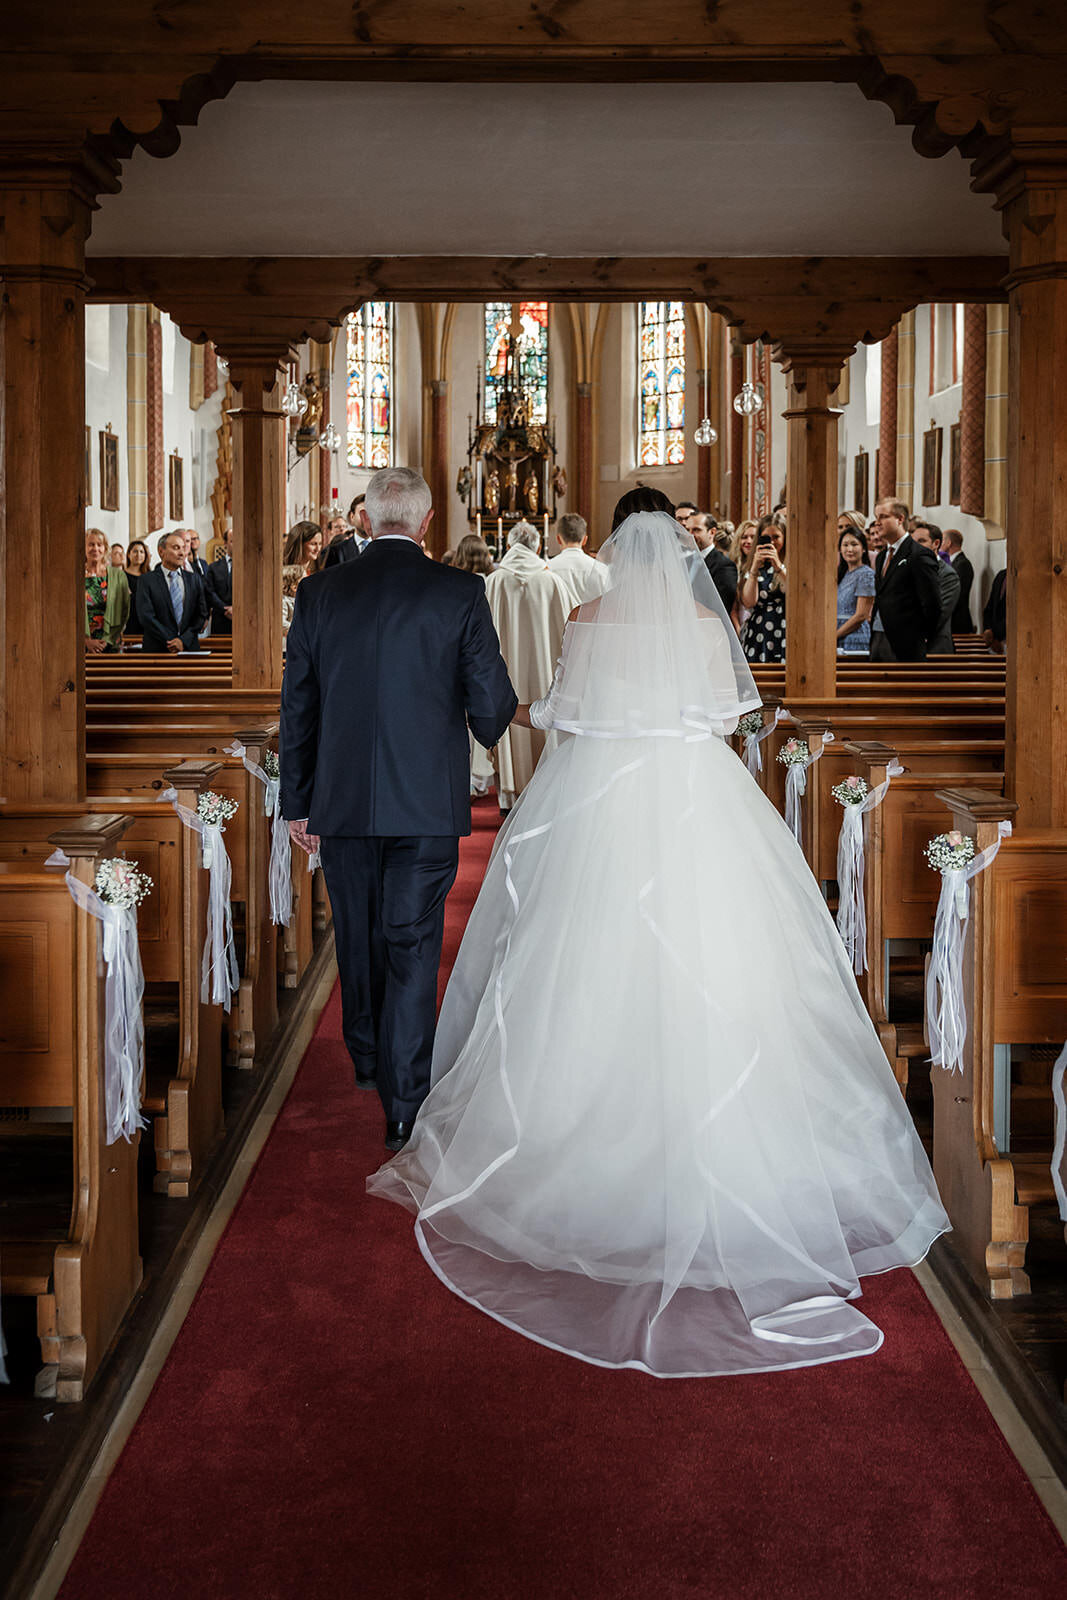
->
xmin=874 ymin=449 xmax=880 ymax=506
xmin=949 ymin=422 xmax=962 ymax=506
xmin=99 ymin=425 xmax=119 ymax=512
xmin=922 ymin=425 xmax=943 ymax=508
xmin=169 ymin=451 xmax=184 ymax=522
xmin=853 ymin=451 xmax=869 ymax=516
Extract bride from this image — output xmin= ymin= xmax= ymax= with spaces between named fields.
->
xmin=368 ymin=498 xmax=949 ymax=1378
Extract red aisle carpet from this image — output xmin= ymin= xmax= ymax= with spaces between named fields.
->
xmin=61 ymin=798 xmax=1064 ymax=1600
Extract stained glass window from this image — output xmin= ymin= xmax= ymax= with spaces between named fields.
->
xmin=484 ymin=302 xmax=548 ymax=424
xmin=346 ymin=303 xmax=392 ymax=469
xmin=639 ymin=301 xmax=686 ymax=466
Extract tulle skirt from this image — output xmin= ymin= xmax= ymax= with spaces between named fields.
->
xmin=368 ymin=732 xmax=949 ymax=1377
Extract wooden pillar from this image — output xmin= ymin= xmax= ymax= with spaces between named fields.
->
xmin=0 ymin=166 xmax=94 ymax=802
xmin=976 ymin=141 xmax=1067 ymax=829
xmin=575 ymin=381 xmax=593 ymax=525
xmin=959 ymin=302 xmax=987 ymax=519
xmin=877 ymin=327 xmax=898 ymax=498
xmin=225 ymin=354 xmax=288 ymax=695
xmin=728 ymin=342 xmax=744 ymax=525
xmin=777 ymin=357 xmax=845 ymax=701
xmin=894 ymin=310 xmax=916 ymax=509
xmin=696 ymin=369 xmax=713 ymax=513
xmin=428 ymin=379 xmax=449 ymax=558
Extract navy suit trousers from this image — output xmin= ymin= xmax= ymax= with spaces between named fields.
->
xmin=320 ymin=834 xmax=460 ymax=1122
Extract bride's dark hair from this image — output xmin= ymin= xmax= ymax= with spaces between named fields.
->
xmin=611 ymin=487 xmax=675 ymax=532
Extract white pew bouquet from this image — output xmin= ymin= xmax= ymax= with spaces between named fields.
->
xmin=776 ymin=737 xmax=809 ymax=770
xmin=832 ymin=775 xmax=869 ymax=808
xmin=924 ymin=830 xmax=976 ymax=874
xmin=197 ymin=791 xmax=239 ymax=830
xmin=925 ymin=824 xmax=1010 ymax=1074
xmin=95 ymin=856 xmax=153 ymax=910
xmin=737 ymin=711 xmax=763 ymax=739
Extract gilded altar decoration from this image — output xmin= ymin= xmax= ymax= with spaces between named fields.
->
xmin=463 ymin=304 xmax=565 ymax=555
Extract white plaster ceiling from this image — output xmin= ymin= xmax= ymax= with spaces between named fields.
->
xmin=89 ymin=81 xmax=1005 ymax=258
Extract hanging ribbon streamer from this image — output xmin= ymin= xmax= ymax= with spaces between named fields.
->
xmin=925 ymin=821 xmax=1012 ymax=1075
xmin=159 ymin=788 xmax=240 ymax=1010
xmin=783 ymin=733 xmax=834 ymax=846
xmin=834 ymin=762 xmax=904 ymax=975
xmin=225 ymin=742 xmax=292 ymax=928
xmin=56 ymin=862 xmax=148 ymax=1145
xmin=744 ymin=706 xmax=787 ymax=777
xmin=1051 ymin=1040 xmax=1067 ymax=1223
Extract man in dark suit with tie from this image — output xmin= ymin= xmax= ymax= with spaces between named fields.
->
xmin=138 ymin=530 xmax=210 ymax=652
xmin=322 ymin=494 xmax=370 ymax=569
xmin=868 ymin=498 xmax=942 ymax=661
xmin=204 ymin=526 xmax=233 ymax=634
xmin=182 ymin=529 xmax=212 ymax=582
xmin=690 ymin=511 xmax=738 ymax=614
xmin=280 ymin=468 xmax=517 ymax=1152
xmin=943 ymin=527 xmax=976 ymax=633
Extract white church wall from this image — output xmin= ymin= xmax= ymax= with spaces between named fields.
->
xmin=84 ymin=304 xmax=225 ymax=555
xmin=84 ymin=304 xmax=130 ymax=545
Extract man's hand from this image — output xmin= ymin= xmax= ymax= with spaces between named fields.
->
xmin=289 ymin=818 xmax=321 ymax=857
xmin=166 ymin=637 xmax=184 ymax=653
xmin=86 ymin=638 xmax=107 ymax=654
xmin=224 ymin=605 xmax=232 ymax=619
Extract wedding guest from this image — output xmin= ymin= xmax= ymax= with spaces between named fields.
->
xmin=836 ymin=525 xmax=876 ymax=654
xmin=281 ymin=564 xmax=304 ymax=640
xmin=738 ymin=513 xmax=787 ymax=662
xmin=838 ymin=510 xmax=867 ymax=541
xmin=713 ymin=521 xmax=734 ymax=554
xmin=674 ymin=500 xmax=698 ymax=532
xmin=323 ymin=514 xmax=348 ymax=546
xmin=485 ymin=520 xmax=571 ymax=811
xmin=452 ymin=533 xmax=497 ymax=795
xmin=205 ymin=525 xmax=233 ymax=634
xmin=283 ymin=520 xmax=324 ymax=577
xmin=138 ymin=529 xmax=209 ymax=653
xmin=548 ymin=513 xmax=609 ymax=606
xmin=322 ymin=495 xmax=368 ymax=568
xmin=728 ymin=519 xmax=758 ymax=634
xmin=85 ymin=528 xmax=130 ymax=653
xmin=981 ymin=567 xmax=1007 ymax=654
xmin=911 ymin=519 xmax=959 ymax=655
xmin=124 ymin=538 xmax=151 ymax=629
xmin=690 ymin=510 xmax=738 ymax=614
xmin=109 ymin=542 xmax=125 ymax=568
xmin=869 ymin=499 xmax=942 ymax=662
xmin=943 ymin=527 xmax=975 ymax=633
xmin=182 ymin=529 xmax=211 ymax=582
xmin=453 ymin=533 xmax=494 ymax=576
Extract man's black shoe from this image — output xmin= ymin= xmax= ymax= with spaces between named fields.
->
xmin=384 ymin=1120 xmax=412 ymax=1152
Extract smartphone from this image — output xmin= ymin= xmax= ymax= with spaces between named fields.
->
xmin=756 ymin=532 xmax=774 ymax=545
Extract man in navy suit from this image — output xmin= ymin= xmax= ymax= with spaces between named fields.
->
xmin=205 ymin=526 xmax=233 ymax=634
xmin=138 ymin=530 xmax=209 ymax=652
xmin=280 ymin=468 xmax=517 ymax=1150
xmin=321 ymin=494 xmax=370 ymax=568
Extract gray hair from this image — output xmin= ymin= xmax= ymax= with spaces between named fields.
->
xmin=556 ymin=513 xmax=587 ymax=546
xmin=363 ymin=467 xmax=432 ymax=538
xmin=508 ymin=520 xmax=541 ymax=552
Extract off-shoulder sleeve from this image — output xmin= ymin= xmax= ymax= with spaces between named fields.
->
xmin=528 ymin=623 xmax=572 ymax=730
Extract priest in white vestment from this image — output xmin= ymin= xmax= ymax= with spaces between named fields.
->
xmin=484 ymin=521 xmax=571 ymax=809
xmin=548 ymin=513 xmax=611 ymax=608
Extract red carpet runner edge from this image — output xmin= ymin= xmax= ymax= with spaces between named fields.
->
xmin=60 ymin=797 xmax=1066 ymax=1599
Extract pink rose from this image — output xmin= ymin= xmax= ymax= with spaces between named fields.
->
xmin=945 ymin=830 xmax=964 ymax=848
xmin=847 ymin=775 xmax=862 ymax=787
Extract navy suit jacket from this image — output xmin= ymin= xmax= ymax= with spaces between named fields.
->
xmin=137 ymin=565 xmax=209 ymax=652
xmin=205 ymin=555 xmax=233 ymax=633
xmin=873 ymin=537 xmax=942 ymax=660
xmin=322 ymin=534 xmax=366 ymax=568
xmin=280 ymin=539 xmax=517 ymax=837
xmin=703 ymin=547 xmax=739 ymax=615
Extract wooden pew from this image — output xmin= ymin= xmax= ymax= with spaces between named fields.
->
xmin=0 ymin=816 xmax=142 ymax=1400
xmin=0 ymin=763 xmax=226 ymax=1198
xmin=931 ymin=789 xmax=1067 ymax=1299
xmin=86 ymin=729 xmax=279 ymax=1069
xmin=841 ymin=742 xmax=1004 ymax=1086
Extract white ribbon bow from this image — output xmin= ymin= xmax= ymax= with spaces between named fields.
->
xmin=1051 ymin=1039 xmax=1067 ymax=1223
xmin=225 ymin=742 xmax=292 ymax=927
xmin=158 ymin=788 xmax=240 ymax=1009
xmin=925 ymin=821 xmax=1012 ymax=1075
xmin=54 ymin=860 xmax=148 ymax=1145
xmin=834 ymin=762 xmax=904 ymax=975
xmin=783 ymin=732 xmax=834 ymax=845
xmin=743 ymin=706 xmax=787 ymax=777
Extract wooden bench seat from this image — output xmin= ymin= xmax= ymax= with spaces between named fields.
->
xmin=0 ymin=818 xmax=142 ymax=1400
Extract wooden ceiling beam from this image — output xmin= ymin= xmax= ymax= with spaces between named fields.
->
xmin=85 ymin=256 xmax=1008 ymax=354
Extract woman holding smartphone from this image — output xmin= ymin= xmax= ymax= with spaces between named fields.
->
xmin=738 ymin=513 xmax=786 ymax=662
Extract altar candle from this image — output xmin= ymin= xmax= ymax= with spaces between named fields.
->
xmin=476 ymin=512 xmax=482 ymax=535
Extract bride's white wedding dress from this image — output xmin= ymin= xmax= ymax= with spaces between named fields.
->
xmin=368 ymin=512 xmax=949 ymax=1377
